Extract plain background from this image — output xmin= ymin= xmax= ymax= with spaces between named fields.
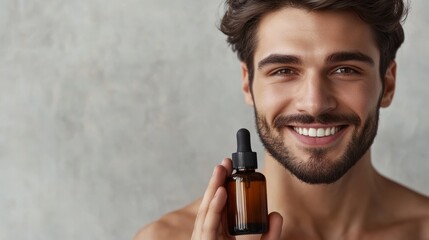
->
xmin=1 ymin=0 xmax=428 ymax=239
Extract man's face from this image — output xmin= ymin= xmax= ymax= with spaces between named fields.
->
xmin=241 ymin=8 xmax=395 ymax=184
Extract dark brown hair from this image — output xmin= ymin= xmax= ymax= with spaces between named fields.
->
xmin=219 ymin=0 xmax=408 ymax=86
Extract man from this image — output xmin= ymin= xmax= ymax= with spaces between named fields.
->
xmin=136 ymin=0 xmax=429 ymax=239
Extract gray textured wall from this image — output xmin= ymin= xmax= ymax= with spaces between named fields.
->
xmin=0 ymin=0 xmax=428 ymax=239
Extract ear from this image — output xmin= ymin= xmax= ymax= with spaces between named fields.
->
xmin=241 ymin=62 xmax=254 ymax=106
xmin=380 ymin=61 xmax=396 ymax=108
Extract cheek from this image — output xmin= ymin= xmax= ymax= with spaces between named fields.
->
xmin=338 ymin=82 xmax=381 ymax=118
xmin=253 ymin=83 xmax=293 ymax=121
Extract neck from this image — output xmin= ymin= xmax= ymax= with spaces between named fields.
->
xmin=262 ymin=151 xmax=385 ymax=238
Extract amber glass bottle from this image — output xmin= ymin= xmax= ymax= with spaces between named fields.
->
xmin=226 ymin=128 xmax=268 ymax=235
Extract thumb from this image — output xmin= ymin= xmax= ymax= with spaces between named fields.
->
xmin=261 ymin=212 xmax=283 ymax=240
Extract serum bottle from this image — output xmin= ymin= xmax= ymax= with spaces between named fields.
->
xmin=226 ymin=128 xmax=268 ymax=235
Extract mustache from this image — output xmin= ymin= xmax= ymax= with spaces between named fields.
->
xmin=273 ymin=113 xmax=361 ymax=129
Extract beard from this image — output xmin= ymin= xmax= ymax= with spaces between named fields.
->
xmin=255 ymin=108 xmax=379 ymax=184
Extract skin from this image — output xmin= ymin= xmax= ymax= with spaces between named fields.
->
xmin=135 ymin=7 xmax=429 ymax=240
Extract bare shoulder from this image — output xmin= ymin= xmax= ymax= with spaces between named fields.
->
xmin=382 ymin=176 xmax=429 ymax=238
xmin=133 ymin=198 xmax=201 ymax=240
xmin=412 ymin=192 xmax=429 ymax=238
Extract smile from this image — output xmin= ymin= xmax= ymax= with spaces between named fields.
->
xmin=293 ymin=127 xmax=341 ymax=138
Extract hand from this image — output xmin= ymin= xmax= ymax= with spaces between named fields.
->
xmin=191 ymin=158 xmax=283 ymax=240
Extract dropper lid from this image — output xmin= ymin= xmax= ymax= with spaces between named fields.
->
xmin=232 ymin=128 xmax=258 ymax=170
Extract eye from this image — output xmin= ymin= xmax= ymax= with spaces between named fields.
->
xmin=333 ymin=67 xmax=358 ymax=74
xmin=271 ymin=68 xmax=297 ymax=76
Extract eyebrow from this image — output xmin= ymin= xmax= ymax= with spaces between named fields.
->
xmin=257 ymin=54 xmax=301 ymax=70
xmin=257 ymin=51 xmax=375 ymax=70
xmin=326 ymin=51 xmax=375 ymax=66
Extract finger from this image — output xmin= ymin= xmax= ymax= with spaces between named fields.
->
xmin=220 ymin=158 xmax=233 ymax=176
xmin=218 ymin=203 xmax=231 ymax=239
xmin=192 ymin=161 xmax=229 ymax=238
xmin=201 ymin=187 xmax=227 ymax=240
xmin=197 ymin=164 xmax=228 ymax=217
xmin=199 ymin=160 xmax=229 ymax=214
xmin=261 ymin=212 xmax=283 ymax=240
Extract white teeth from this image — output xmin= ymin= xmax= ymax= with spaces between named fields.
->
xmin=293 ymin=127 xmax=340 ymax=138
xmin=303 ymin=128 xmax=308 ymax=136
xmin=325 ymin=128 xmax=331 ymax=135
xmin=316 ymin=128 xmax=325 ymax=137
xmin=309 ymin=128 xmax=317 ymax=137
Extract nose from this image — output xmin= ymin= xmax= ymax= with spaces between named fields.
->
xmin=294 ymin=72 xmax=337 ymax=116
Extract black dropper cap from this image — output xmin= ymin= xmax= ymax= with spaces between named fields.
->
xmin=232 ymin=128 xmax=258 ymax=170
